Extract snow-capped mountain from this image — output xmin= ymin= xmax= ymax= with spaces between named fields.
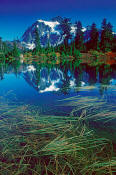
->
xmin=21 ymin=19 xmax=63 ymax=49
xmin=20 ymin=18 xmax=86 ymax=49
xmin=22 ymin=65 xmax=87 ymax=93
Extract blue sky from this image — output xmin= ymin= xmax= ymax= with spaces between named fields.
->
xmin=0 ymin=0 xmax=116 ymax=40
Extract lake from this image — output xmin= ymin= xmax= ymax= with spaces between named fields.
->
xmin=0 ymin=61 xmax=116 ymax=135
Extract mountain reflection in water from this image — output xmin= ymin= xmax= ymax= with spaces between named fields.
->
xmin=0 ymin=61 xmax=116 ymax=114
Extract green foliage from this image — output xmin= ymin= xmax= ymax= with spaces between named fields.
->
xmin=12 ymin=41 xmax=20 ymax=57
xmin=23 ymin=18 xmax=116 ymax=65
xmin=75 ymin=21 xmax=84 ymax=51
xmin=2 ymin=42 xmax=9 ymax=54
xmin=34 ymin=27 xmax=41 ymax=55
xmin=90 ymin=23 xmax=99 ymax=50
xmin=0 ymin=37 xmax=9 ymax=57
xmin=0 ymin=95 xmax=116 ymax=174
xmin=73 ymin=48 xmax=81 ymax=59
xmin=0 ymin=52 xmax=5 ymax=62
xmin=50 ymin=52 xmax=56 ymax=58
xmin=0 ymin=37 xmax=3 ymax=52
xmin=89 ymin=50 xmax=104 ymax=58
xmin=61 ymin=51 xmax=66 ymax=58
xmin=60 ymin=18 xmax=72 ymax=47
xmin=100 ymin=19 xmax=114 ymax=52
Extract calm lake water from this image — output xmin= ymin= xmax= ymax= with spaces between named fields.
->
xmin=1 ymin=61 xmax=116 ymax=134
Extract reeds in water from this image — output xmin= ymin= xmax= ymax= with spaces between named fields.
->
xmin=0 ymin=95 xmax=116 ymax=174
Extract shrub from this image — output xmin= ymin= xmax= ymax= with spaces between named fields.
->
xmin=0 ymin=52 xmax=5 ymax=62
xmin=73 ymin=49 xmax=81 ymax=59
xmin=106 ymin=51 xmax=116 ymax=59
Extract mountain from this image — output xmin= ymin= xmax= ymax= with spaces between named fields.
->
xmin=21 ymin=19 xmax=63 ymax=49
xmin=4 ymin=18 xmax=116 ymax=51
xmin=5 ymin=40 xmax=24 ymax=51
xmin=20 ymin=18 xmax=86 ymax=49
xmin=22 ymin=65 xmax=87 ymax=93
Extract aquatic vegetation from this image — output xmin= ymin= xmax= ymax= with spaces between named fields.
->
xmin=0 ymin=95 xmax=116 ymax=174
xmin=0 ymin=62 xmax=116 ymax=174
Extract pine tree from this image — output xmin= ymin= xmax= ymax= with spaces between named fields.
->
xmin=102 ymin=18 xmax=107 ymax=30
xmin=90 ymin=23 xmax=99 ymax=50
xmin=12 ymin=41 xmax=20 ymax=57
xmin=100 ymin=19 xmax=114 ymax=52
xmin=47 ymin=32 xmax=51 ymax=53
xmin=0 ymin=37 xmax=3 ymax=52
xmin=107 ymin=22 xmax=114 ymax=50
xmin=60 ymin=18 xmax=72 ymax=47
xmin=100 ymin=19 xmax=107 ymax=51
xmin=3 ymin=42 xmax=9 ymax=54
xmin=75 ymin=21 xmax=84 ymax=51
xmin=34 ymin=27 xmax=41 ymax=55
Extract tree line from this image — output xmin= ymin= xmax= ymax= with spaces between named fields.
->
xmin=59 ymin=18 xmax=116 ymax=52
xmin=0 ymin=17 xmax=116 ymax=61
xmin=33 ymin=17 xmax=116 ymax=59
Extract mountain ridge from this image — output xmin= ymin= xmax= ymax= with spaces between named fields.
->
xmin=20 ymin=18 xmax=86 ymax=49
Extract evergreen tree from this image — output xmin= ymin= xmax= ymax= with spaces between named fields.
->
xmin=0 ymin=37 xmax=3 ymax=52
xmin=100 ymin=19 xmax=107 ymax=51
xmin=47 ymin=32 xmax=51 ymax=51
xmin=34 ymin=27 xmax=41 ymax=55
xmin=100 ymin=19 xmax=114 ymax=52
xmin=102 ymin=18 xmax=107 ymax=30
xmin=12 ymin=41 xmax=20 ymax=57
xmin=89 ymin=23 xmax=99 ymax=50
xmin=107 ymin=22 xmax=114 ymax=50
xmin=3 ymin=42 xmax=9 ymax=54
xmin=112 ymin=38 xmax=116 ymax=52
xmin=0 ymin=37 xmax=9 ymax=55
xmin=60 ymin=18 xmax=72 ymax=47
xmin=75 ymin=21 xmax=84 ymax=51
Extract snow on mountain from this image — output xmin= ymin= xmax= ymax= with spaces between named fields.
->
xmin=70 ymin=25 xmax=86 ymax=37
xmin=23 ymin=65 xmax=36 ymax=73
xmin=22 ymin=65 xmax=89 ymax=94
xmin=38 ymin=19 xmax=60 ymax=33
xmin=39 ymin=79 xmax=60 ymax=93
xmin=19 ymin=18 xmax=116 ymax=50
xmin=21 ymin=19 xmax=63 ymax=49
xmin=82 ymin=27 xmax=87 ymax=32
xmin=21 ymin=19 xmax=87 ymax=49
xmin=22 ymin=42 xmax=35 ymax=50
xmin=71 ymin=26 xmax=76 ymax=35
xmin=23 ymin=67 xmax=64 ymax=93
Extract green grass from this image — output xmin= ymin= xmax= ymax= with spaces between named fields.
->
xmin=0 ymin=95 xmax=116 ymax=174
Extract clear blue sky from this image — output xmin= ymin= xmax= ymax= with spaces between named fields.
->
xmin=0 ymin=0 xmax=116 ymax=41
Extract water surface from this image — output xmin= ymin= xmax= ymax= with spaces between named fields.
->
xmin=0 ymin=61 xmax=116 ymax=132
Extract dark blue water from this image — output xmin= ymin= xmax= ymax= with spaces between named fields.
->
xmin=0 ymin=62 xmax=116 ymax=116
xmin=1 ymin=61 xmax=116 ymax=141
